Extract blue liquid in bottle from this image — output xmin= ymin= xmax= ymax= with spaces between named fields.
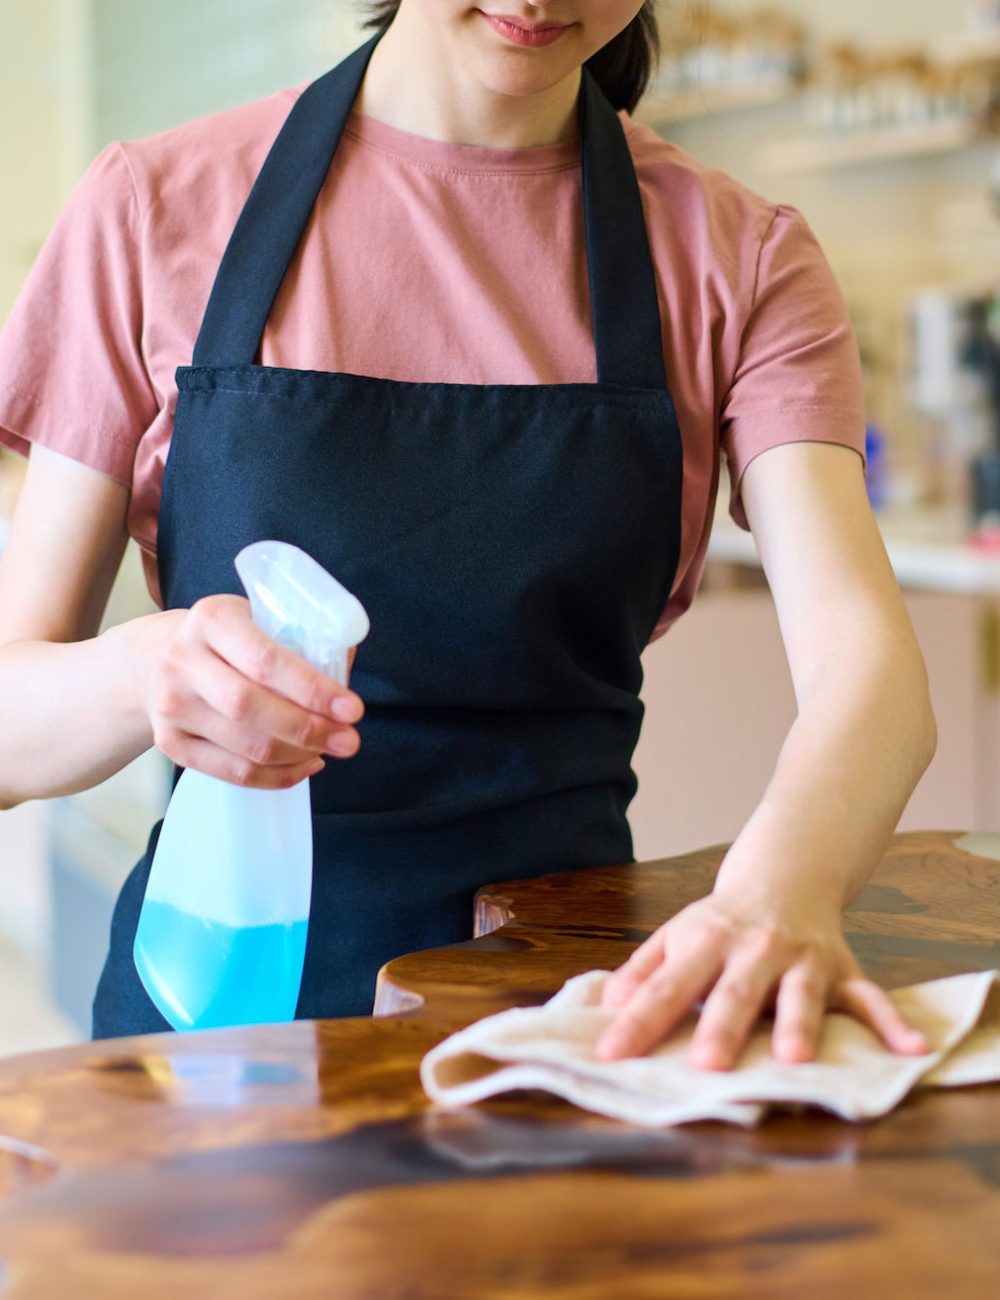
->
xmin=133 ymin=902 xmax=308 ymax=1031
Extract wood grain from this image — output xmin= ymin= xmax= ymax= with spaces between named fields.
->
xmin=0 ymin=830 xmax=997 ymax=1298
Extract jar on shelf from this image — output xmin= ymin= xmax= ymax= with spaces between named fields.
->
xmin=744 ymin=6 xmax=808 ymax=83
xmin=924 ymin=60 xmax=974 ymax=124
xmin=871 ymin=51 xmax=933 ymax=128
xmin=809 ymin=42 xmax=873 ymax=132
xmin=679 ymin=13 xmax=741 ymax=90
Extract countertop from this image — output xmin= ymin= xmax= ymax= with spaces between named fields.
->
xmin=1 ymin=830 xmax=999 ymax=1297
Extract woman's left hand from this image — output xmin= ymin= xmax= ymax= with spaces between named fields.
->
xmin=595 ymin=887 xmax=929 ymax=1069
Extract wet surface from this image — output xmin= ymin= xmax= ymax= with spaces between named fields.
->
xmin=2 ymin=1107 xmax=997 ymax=1261
xmin=545 ymin=923 xmax=652 ymax=943
xmin=0 ymin=1112 xmax=848 ymax=1258
xmin=0 ymin=1137 xmax=59 ymax=1201
xmin=878 ymin=1139 xmax=1000 ymax=1189
xmin=846 ymin=930 xmax=1000 ymax=973
xmin=89 ymin=1054 xmax=319 ymax=1108
xmin=846 ymin=884 xmax=930 ymax=916
xmin=454 ymin=932 xmax=535 ymax=954
xmin=0 ymin=1133 xmax=60 ymax=1288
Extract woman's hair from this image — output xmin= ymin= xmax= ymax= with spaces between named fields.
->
xmin=363 ymin=3 xmax=661 ymax=113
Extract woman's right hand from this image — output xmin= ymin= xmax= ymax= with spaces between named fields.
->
xmin=129 ymin=594 xmax=364 ymax=789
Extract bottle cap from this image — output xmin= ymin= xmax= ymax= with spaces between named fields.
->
xmin=234 ymin=540 xmax=370 ymax=682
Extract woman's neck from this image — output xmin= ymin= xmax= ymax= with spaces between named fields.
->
xmin=355 ymin=11 xmax=581 ymax=149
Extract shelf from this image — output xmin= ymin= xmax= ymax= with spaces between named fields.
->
xmin=638 ymin=78 xmax=801 ymax=127
xmin=755 ymin=115 xmax=998 ymax=175
xmin=936 ymin=29 xmax=1000 ymax=68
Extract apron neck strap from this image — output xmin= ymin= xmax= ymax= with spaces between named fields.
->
xmin=191 ymin=32 xmax=667 ymax=391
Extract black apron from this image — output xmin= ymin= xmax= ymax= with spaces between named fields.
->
xmin=92 ymin=33 xmax=684 ymax=1039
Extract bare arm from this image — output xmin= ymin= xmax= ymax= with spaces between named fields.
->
xmin=0 ymin=444 xmax=364 ymax=810
xmin=0 ymin=444 xmax=163 ymax=806
xmin=598 ymin=442 xmax=937 ymax=1067
xmin=714 ymin=441 xmax=937 ymax=912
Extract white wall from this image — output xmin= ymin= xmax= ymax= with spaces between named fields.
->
xmin=89 ymin=0 xmax=365 ymax=146
xmin=0 ymin=1 xmax=367 ymax=318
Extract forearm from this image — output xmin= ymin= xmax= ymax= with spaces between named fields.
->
xmin=715 ymin=638 xmax=937 ymax=912
xmin=600 ymin=446 xmax=940 ymax=1064
xmin=0 ymin=612 xmax=170 ymax=808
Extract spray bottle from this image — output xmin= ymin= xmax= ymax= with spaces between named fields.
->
xmin=133 ymin=540 xmax=369 ymax=1031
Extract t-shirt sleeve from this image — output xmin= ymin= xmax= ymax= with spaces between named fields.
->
xmin=0 ymin=142 xmax=158 ymax=488
xmin=719 ymin=203 xmax=867 ymax=530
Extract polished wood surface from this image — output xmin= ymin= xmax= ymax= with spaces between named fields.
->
xmin=1 ymin=830 xmax=999 ymax=1298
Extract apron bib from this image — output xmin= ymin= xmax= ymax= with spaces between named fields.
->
xmin=93 ymin=33 xmax=684 ymax=1038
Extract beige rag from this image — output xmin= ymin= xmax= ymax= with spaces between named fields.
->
xmin=420 ymin=969 xmax=1000 ymax=1128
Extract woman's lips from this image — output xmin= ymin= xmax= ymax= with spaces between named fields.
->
xmin=479 ymin=11 xmax=574 ymax=48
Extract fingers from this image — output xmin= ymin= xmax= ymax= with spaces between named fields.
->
xmin=191 ymin=648 xmax=360 ymax=761
xmin=833 ymin=978 xmax=929 ymax=1056
xmin=163 ymin=730 xmax=325 ymax=790
xmin=194 ymin=596 xmax=364 ymax=724
xmin=160 ymin=690 xmax=354 ymax=771
xmin=596 ymin=936 xmax=723 ymax=1062
xmin=772 ymin=962 xmax=829 ymax=1064
xmin=147 ymin=595 xmax=368 ymax=787
xmin=689 ymin=950 xmax=783 ymax=1071
xmin=596 ymin=898 xmax=930 ymax=1073
xmin=600 ymin=931 xmax=668 ymax=1010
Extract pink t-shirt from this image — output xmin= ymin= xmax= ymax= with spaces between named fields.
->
xmin=0 ymin=80 xmax=866 ymax=638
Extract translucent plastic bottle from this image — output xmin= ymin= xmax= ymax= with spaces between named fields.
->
xmin=133 ymin=541 xmax=369 ymax=1031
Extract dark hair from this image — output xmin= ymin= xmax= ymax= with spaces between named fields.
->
xmin=363 ymin=3 xmax=660 ymax=114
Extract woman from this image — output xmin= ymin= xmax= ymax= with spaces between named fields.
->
xmin=0 ymin=2 xmax=935 ymax=1066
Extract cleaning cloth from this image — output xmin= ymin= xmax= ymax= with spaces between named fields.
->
xmin=420 ymin=969 xmax=1000 ymax=1128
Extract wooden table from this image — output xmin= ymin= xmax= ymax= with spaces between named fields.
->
xmin=1 ymin=830 xmax=999 ymax=1298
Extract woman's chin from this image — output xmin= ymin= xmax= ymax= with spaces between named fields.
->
xmin=463 ymin=50 xmax=583 ymax=103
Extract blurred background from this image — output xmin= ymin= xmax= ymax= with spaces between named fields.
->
xmin=1 ymin=0 xmax=999 ymax=1056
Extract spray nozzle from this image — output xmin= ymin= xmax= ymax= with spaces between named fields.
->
xmin=234 ymin=540 xmax=370 ymax=684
